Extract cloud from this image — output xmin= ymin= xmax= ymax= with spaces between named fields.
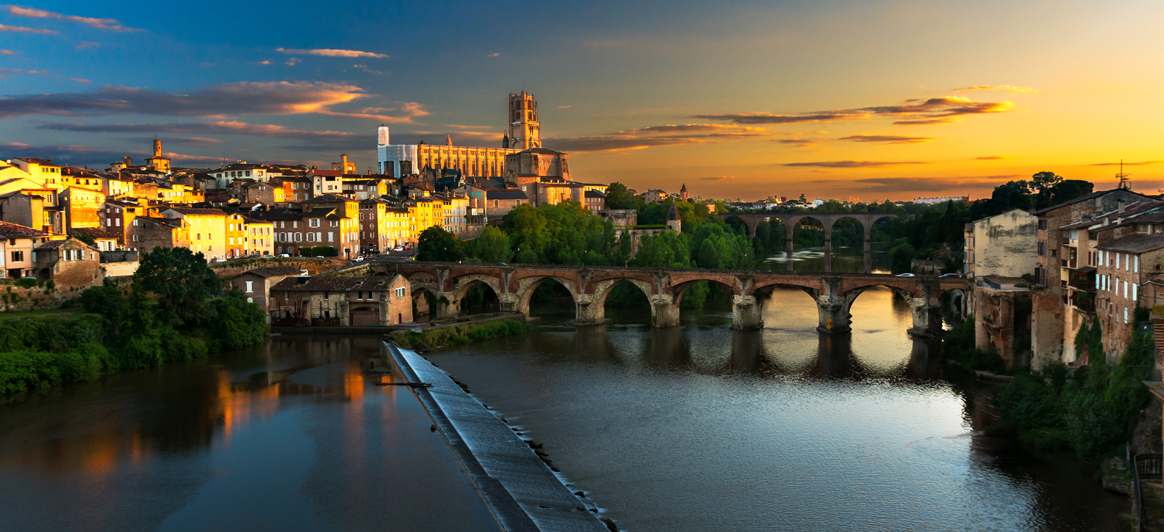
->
xmin=0 ymin=81 xmax=424 ymax=122
xmin=775 ymin=138 xmax=825 ymax=148
xmin=975 ymin=155 xmax=1008 ymax=160
xmin=784 ymin=160 xmax=929 ymax=168
xmin=0 ymin=142 xmax=222 ymax=167
xmin=545 ymin=123 xmax=770 ymax=152
xmin=700 ymin=176 xmax=735 ymax=181
xmin=558 ymin=105 xmax=571 ymax=109
xmin=70 ymin=77 xmax=91 ymax=84
xmin=952 ymin=85 xmax=1037 ymax=93
xmin=839 ymin=134 xmax=932 ymax=144
xmin=4 ymin=6 xmax=140 ymax=32
xmin=284 ymin=57 xmax=300 ymax=66
xmin=166 ymin=136 xmax=223 ymax=145
xmin=255 ymin=60 xmax=270 ymax=65
xmin=74 ymin=41 xmax=99 ymax=50
xmin=0 ymin=49 xmax=16 ymax=55
xmin=0 ymin=23 xmax=58 ymax=34
xmin=446 ymin=124 xmax=493 ymax=130
xmin=276 ymin=47 xmax=388 ymax=59
xmin=1089 ymin=161 xmax=1160 ymax=167
xmin=487 ymin=52 xmax=500 ymax=57
xmin=41 ymin=120 xmax=361 ymax=150
xmin=692 ymin=96 xmax=1013 ymax=127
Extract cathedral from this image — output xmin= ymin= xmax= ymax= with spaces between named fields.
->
xmin=376 ymin=91 xmax=568 ymax=182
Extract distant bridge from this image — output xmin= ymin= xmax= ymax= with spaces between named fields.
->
xmin=365 ymin=262 xmax=965 ymax=337
xmin=721 ymin=212 xmax=898 ymax=272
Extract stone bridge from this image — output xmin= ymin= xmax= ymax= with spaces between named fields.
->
xmin=368 ymin=262 xmax=966 ymax=337
xmin=722 ymin=212 xmax=897 ymax=272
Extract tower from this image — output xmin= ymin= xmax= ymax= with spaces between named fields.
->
xmin=508 ymin=91 xmax=541 ymax=150
xmin=153 ymin=139 xmax=163 ymax=157
xmin=680 ymin=184 xmax=688 ymax=201
xmin=377 ymin=125 xmax=389 ymax=146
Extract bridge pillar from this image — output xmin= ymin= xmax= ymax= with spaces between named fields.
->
xmin=816 ymin=277 xmax=851 ymax=334
xmin=732 ymin=294 xmax=763 ymax=330
xmin=907 ymin=283 xmax=943 ymax=337
xmin=785 ymin=225 xmax=795 ymax=271
xmin=863 ymin=227 xmax=873 ymax=273
xmin=652 ymin=301 xmax=680 ymax=328
xmin=572 ymin=295 xmax=609 ymax=327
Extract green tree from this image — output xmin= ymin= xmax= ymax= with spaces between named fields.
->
xmin=463 ymin=226 xmax=512 ymax=263
xmin=605 ymin=182 xmax=638 ymax=210
xmin=416 ymin=226 xmax=462 ymax=262
xmin=135 ymin=247 xmax=222 ymax=328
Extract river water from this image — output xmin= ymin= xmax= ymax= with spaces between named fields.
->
xmin=0 ymin=286 xmax=1127 ymax=531
xmin=427 ymin=287 xmax=1128 ymax=531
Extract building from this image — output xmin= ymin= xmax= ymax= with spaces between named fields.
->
xmin=486 ymin=189 xmax=529 ymax=219
xmin=964 ymin=209 xmax=1038 ymax=279
xmin=376 ymin=91 xmax=546 ymax=178
xmin=913 ymin=196 xmax=970 ymax=205
xmin=505 ymin=148 xmax=569 ymax=183
xmin=243 ymin=217 xmax=275 ymax=257
xmin=212 ymin=163 xmax=269 ymax=189
xmin=162 ymin=207 xmax=228 ymax=260
xmin=311 ymin=170 xmax=344 ymax=196
xmin=0 ymin=221 xmax=55 ymax=278
xmin=32 ymin=238 xmax=100 ymax=287
xmin=359 ymin=199 xmax=391 ymax=254
xmin=332 ymin=154 xmax=356 ymax=174
xmin=1031 ymin=189 xmax=1153 ymax=365
xmin=131 ymin=216 xmax=190 ymax=254
xmin=8 ymin=158 xmax=63 ymax=189
xmin=146 ymin=140 xmax=171 ymax=173
xmin=268 ymin=275 xmax=413 ymax=326
xmin=102 ymin=198 xmax=147 ymax=247
xmin=228 ymin=265 xmax=302 ymax=311
xmin=60 ymin=187 xmax=106 ymax=231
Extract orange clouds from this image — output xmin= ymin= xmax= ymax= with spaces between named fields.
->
xmin=4 ymin=6 xmax=139 ymax=32
xmin=839 ymin=134 xmax=931 ymax=144
xmin=691 ymin=95 xmax=1014 ymax=126
xmin=952 ymin=85 xmax=1037 ymax=93
xmin=276 ymin=47 xmax=388 ymax=59
xmin=784 ymin=160 xmax=929 ymax=168
xmin=0 ymin=23 xmax=57 ymax=34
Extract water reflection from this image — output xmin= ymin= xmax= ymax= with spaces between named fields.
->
xmin=423 ymin=285 xmax=1126 ymax=532
xmin=0 ymin=338 xmax=500 ymax=532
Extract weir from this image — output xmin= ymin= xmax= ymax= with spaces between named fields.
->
xmin=371 ymin=262 xmax=964 ymax=338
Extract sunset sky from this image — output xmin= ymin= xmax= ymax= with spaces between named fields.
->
xmin=1 ymin=0 xmax=1162 ymax=201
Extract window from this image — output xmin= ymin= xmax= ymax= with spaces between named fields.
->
xmin=1038 ymin=220 xmax=1047 ymax=230
xmin=133 ymin=218 xmax=139 ymax=227
xmin=245 ymin=281 xmax=253 ymax=293
xmin=1037 ymin=242 xmax=1046 ymax=256
xmin=1136 ymin=256 xmax=1140 ymax=272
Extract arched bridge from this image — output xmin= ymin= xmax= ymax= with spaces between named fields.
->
xmin=368 ymin=262 xmax=965 ymax=337
xmin=721 ymin=212 xmax=897 ymax=272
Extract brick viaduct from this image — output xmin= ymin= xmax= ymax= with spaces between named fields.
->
xmin=367 ymin=262 xmax=966 ymax=337
xmin=722 ymin=212 xmax=897 ymax=272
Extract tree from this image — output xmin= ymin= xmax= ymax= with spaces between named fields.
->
xmin=1031 ymin=171 xmax=1064 ymax=208
xmin=1051 ymin=179 xmax=1094 ymax=205
xmin=80 ymin=281 xmax=125 ymax=332
xmin=416 ymin=226 xmax=462 ymax=262
xmin=464 ymin=226 xmax=512 ymax=263
xmin=605 ymin=182 xmax=638 ymax=210
xmin=135 ymin=247 xmax=222 ymax=328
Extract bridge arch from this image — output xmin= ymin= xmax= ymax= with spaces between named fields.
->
xmin=673 ymin=278 xmax=735 ymax=306
xmin=514 ymin=275 xmax=581 ymax=316
xmin=451 ymin=274 xmax=504 ymax=314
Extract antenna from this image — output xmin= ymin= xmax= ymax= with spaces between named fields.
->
xmin=1116 ymin=159 xmax=1130 ymax=190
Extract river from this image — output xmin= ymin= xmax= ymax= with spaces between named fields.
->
xmin=0 ymin=286 xmax=1128 ymax=531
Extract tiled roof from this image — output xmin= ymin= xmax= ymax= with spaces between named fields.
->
xmin=0 ymin=220 xmax=48 ymax=239
xmin=270 ymin=275 xmax=404 ymax=292
xmin=302 ymin=193 xmax=352 ymax=204
xmin=70 ymin=226 xmax=121 ymax=240
xmin=165 ymin=207 xmax=226 ymax=216
xmin=240 ymin=266 xmax=302 ymax=278
xmin=1096 ymin=233 xmax=1164 ymax=254
xmin=487 ymin=190 xmax=528 ymax=200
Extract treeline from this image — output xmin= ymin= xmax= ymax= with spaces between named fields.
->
xmin=0 ymin=248 xmax=267 ymax=398
xmin=942 ymin=311 xmax=1154 ymax=460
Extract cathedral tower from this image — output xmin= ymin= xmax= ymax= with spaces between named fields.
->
xmin=508 ymin=91 xmax=541 ymax=150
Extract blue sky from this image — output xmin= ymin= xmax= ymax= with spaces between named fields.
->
xmin=3 ymin=1 xmax=1163 ymax=200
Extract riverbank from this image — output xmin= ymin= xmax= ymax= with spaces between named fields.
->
xmin=382 ymin=340 xmax=610 ymax=531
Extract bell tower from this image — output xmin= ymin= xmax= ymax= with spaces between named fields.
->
xmin=508 ymin=91 xmax=541 ymax=150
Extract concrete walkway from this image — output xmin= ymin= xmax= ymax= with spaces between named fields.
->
xmin=384 ymin=341 xmax=609 ymax=532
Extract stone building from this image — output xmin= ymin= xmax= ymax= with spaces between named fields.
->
xmin=0 ymin=221 xmax=56 ymax=278
xmin=973 ymin=276 xmax=1032 ymax=367
xmin=1031 ymin=189 xmax=1152 ymax=365
xmin=964 ymin=209 xmax=1037 ymax=279
xmin=132 ymin=216 xmax=190 ymax=255
xmin=268 ymin=274 xmax=413 ymax=326
xmin=486 ymin=189 xmax=529 ymax=219
xmin=60 ymin=186 xmax=106 ymax=231
xmin=33 ymin=238 xmax=101 ymax=287
xmin=376 ymin=91 xmax=545 ymax=179
xmin=228 ymin=265 xmax=302 ymax=311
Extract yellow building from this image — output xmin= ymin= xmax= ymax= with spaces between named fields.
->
xmin=162 ymin=207 xmax=228 ymax=260
xmin=243 ymin=217 xmax=275 ymax=257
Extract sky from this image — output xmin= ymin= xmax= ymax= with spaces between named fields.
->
xmin=1 ymin=0 xmax=1162 ymax=202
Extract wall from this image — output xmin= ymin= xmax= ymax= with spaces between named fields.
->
xmin=969 ymin=209 xmax=1037 ymax=279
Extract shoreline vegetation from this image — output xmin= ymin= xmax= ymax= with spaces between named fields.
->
xmin=0 ymin=248 xmax=268 ymax=401
xmin=392 ymin=320 xmax=531 ymax=350
xmin=941 ymin=310 xmax=1160 ymax=461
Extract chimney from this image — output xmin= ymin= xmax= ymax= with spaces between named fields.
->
xmin=1118 ymin=198 xmax=1126 ymax=213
